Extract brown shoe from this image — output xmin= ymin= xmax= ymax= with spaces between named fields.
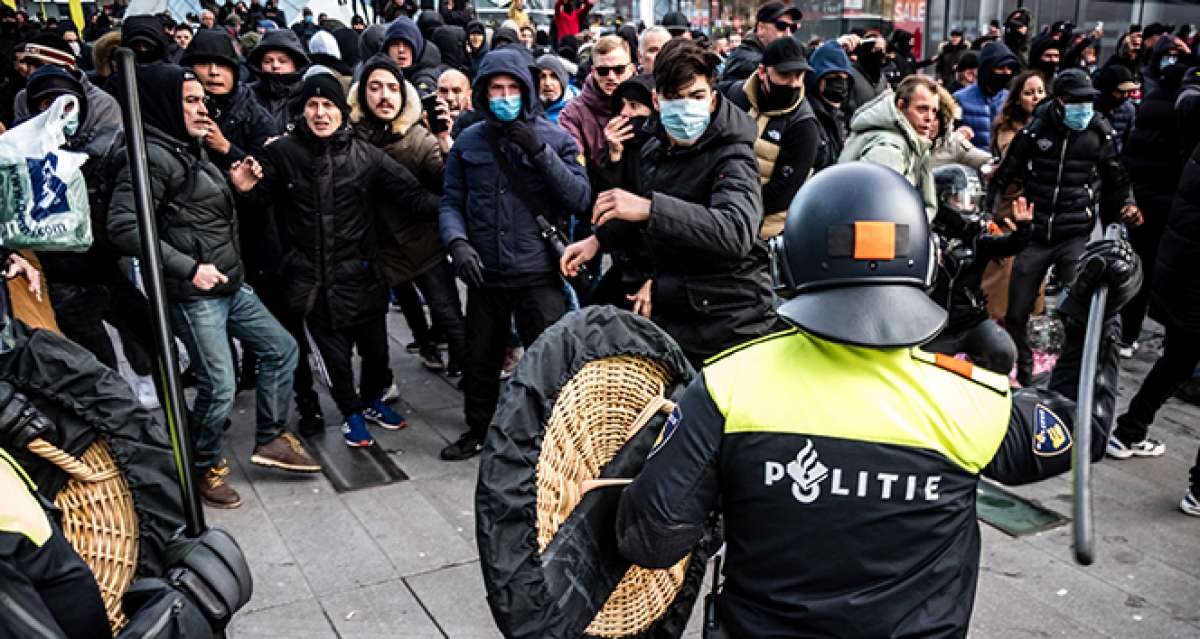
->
xmin=250 ymin=432 xmax=322 ymax=473
xmin=201 ymin=465 xmax=242 ymax=509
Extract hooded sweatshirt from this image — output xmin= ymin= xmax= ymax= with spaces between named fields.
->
xmin=953 ymin=41 xmax=1019 ymax=150
xmin=559 ymin=74 xmax=614 ymax=168
xmin=839 ymin=90 xmax=936 ymax=221
xmin=430 ymin=25 xmax=469 ymax=73
xmin=248 ymin=29 xmax=311 ymax=131
xmin=535 ymin=54 xmax=573 ymax=122
xmin=382 ymin=17 xmax=441 ymax=96
xmin=121 ymin=15 xmax=170 ymax=63
xmin=805 ymin=40 xmax=853 ymax=172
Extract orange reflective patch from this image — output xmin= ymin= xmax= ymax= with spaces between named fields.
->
xmin=853 ymin=221 xmax=896 ymax=260
xmin=934 ymin=353 xmax=975 ymax=379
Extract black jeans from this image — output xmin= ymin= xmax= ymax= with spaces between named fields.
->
xmin=463 ymin=282 xmax=566 ymax=439
xmin=50 ymin=274 xmax=155 ymax=376
xmin=393 ymin=281 xmax=431 ymax=345
xmin=306 ymin=306 xmax=392 ymax=418
xmin=923 ymin=319 xmax=1017 ymax=375
xmin=1120 ymin=186 xmax=1169 ymax=344
xmin=1115 ymin=321 xmax=1200 ymax=487
xmin=414 ymin=260 xmax=466 ymax=367
xmin=1004 ymin=235 xmax=1088 ymax=382
xmin=0 ymin=521 xmax=109 ymax=639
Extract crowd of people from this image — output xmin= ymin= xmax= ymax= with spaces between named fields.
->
xmin=0 ymin=1 xmax=1197 ymax=519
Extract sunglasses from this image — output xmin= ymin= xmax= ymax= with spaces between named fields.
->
xmin=594 ymin=63 xmax=630 ymax=77
xmin=774 ymin=19 xmax=796 ymax=32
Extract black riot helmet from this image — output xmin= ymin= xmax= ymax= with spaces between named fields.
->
xmin=932 ymin=163 xmax=986 ymax=240
xmin=774 ymin=162 xmax=946 ymax=347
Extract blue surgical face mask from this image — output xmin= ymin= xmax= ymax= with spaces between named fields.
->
xmin=1161 ymin=55 xmax=1178 ymax=69
xmin=658 ymin=96 xmax=711 ymax=143
xmin=489 ymin=94 xmax=522 ymax=122
xmin=304 ymin=14 xmax=314 ymax=23
xmin=1063 ymin=102 xmax=1094 ymax=131
xmin=63 ymin=109 xmax=79 ymax=136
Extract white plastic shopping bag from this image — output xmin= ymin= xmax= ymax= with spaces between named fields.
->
xmin=0 ymin=94 xmax=93 ymax=251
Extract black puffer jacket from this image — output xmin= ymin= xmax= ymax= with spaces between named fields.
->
xmin=251 ymin=124 xmax=440 ymax=328
xmin=621 ymin=95 xmax=778 ymax=364
xmin=109 ymin=127 xmax=245 ymax=301
xmin=986 ymin=100 xmax=1131 ymax=244
xmin=1153 ymin=144 xmax=1200 ymax=330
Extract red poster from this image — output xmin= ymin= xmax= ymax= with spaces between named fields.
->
xmin=893 ymin=0 xmax=926 ymax=58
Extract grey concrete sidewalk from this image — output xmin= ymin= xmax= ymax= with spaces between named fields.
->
xmin=205 ymin=315 xmax=1200 ymax=638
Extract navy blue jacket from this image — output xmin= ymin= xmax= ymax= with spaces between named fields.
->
xmin=954 ymin=42 xmax=1019 ymax=151
xmin=439 ymin=48 xmax=591 ymax=283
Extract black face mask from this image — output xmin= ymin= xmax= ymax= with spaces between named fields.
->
xmin=1032 ymin=59 xmax=1058 ymax=80
xmin=259 ymin=70 xmax=302 ymax=98
xmin=626 ymin=115 xmax=650 ymax=145
xmin=1096 ymin=92 xmax=1126 ymax=112
xmin=985 ymin=71 xmax=1012 ymax=94
xmin=1004 ymin=26 xmax=1027 ymax=48
xmin=859 ymin=49 xmax=885 ymax=76
xmin=821 ymin=76 xmax=849 ymax=104
xmin=759 ymin=77 xmax=801 ymax=112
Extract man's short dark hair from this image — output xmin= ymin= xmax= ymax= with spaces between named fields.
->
xmin=653 ymin=37 xmax=721 ymax=96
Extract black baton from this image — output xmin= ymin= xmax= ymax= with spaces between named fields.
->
xmin=1072 ymin=223 xmax=1123 ymax=565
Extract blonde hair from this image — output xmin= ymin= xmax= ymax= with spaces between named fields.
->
xmin=594 ymin=34 xmax=631 ymax=58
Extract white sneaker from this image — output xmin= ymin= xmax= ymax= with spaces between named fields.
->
xmin=1181 ymin=490 xmax=1200 ymax=517
xmin=1118 ymin=341 xmax=1139 ymax=359
xmin=1105 ymin=435 xmax=1166 ymax=460
xmin=380 ymin=383 xmax=400 ymax=404
xmin=135 ymin=376 xmax=159 ymax=409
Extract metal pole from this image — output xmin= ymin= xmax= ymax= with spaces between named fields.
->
xmin=115 ymin=48 xmax=207 ymax=538
xmin=1072 ymin=223 xmax=1122 ymax=566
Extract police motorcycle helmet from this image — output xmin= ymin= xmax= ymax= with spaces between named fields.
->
xmin=774 ymin=161 xmax=946 ymax=347
xmin=932 ymin=163 xmax=986 ymax=240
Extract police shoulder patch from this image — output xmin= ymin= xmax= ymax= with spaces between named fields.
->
xmin=1032 ymin=404 xmax=1073 ymax=457
xmin=648 ymin=405 xmax=682 ymax=458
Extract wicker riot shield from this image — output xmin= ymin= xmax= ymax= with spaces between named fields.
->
xmin=476 ymin=306 xmax=714 ymax=639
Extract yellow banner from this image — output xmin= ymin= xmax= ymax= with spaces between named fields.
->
xmin=68 ymin=0 xmax=85 ymax=31
xmin=0 ymin=0 xmax=15 ymax=11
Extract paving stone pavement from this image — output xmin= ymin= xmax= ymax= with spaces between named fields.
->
xmin=194 ymin=314 xmax=1199 ymax=639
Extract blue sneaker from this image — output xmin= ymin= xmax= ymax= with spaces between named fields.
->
xmin=363 ymin=399 xmax=408 ymax=431
xmin=341 ymin=413 xmax=374 ymax=447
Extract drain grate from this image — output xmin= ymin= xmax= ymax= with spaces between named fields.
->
xmin=976 ymin=480 xmax=1068 ymax=537
xmin=301 ymin=429 xmax=408 ymax=492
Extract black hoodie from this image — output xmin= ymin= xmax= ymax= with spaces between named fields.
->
xmin=121 ymin=15 xmax=170 ymax=63
xmin=247 ymin=29 xmax=311 ymax=131
xmin=429 ymin=25 xmax=468 ymax=74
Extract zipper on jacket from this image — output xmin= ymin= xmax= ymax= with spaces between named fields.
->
xmin=1048 ymin=131 xmax=1072 ymax=242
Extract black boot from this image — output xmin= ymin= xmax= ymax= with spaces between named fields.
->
xmin=296 ymin=395 xmax=325 ymax=437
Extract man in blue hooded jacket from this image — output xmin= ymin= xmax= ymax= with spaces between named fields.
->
xmin=953 ymin=41 xmax=1020 ymax=150
xmin=439 ymin=48 xmax=591 ymax=460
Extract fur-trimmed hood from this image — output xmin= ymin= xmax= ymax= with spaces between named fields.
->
xmin=348 ymin=72 xmax=423 ymax=137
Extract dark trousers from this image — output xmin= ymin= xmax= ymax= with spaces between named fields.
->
xmin=393 ymin=281 xmax=432 ymax=345
xmin=306 ymin=307 xmax=391 ymax=418
xmin=253 ymin=274 xmax=318 ymax=409
xmin=415 ymin=261 xmax=467 ymax=367
xmin=0 ymin=522 xmax=110 ymax=639
xmin=1120 ymin=188 xmax=1169 ymax=344
xmin=50 ymin=275 xmax=155 ymax=376
xmin=1005 ymin=235 xmax=1088 ymax=382
xmin=923 ymin=318 xmax=1017 ymax=375
xmin=463 ymin=283 xmax=566 ymax=438
xmin=1115 ymin=321 xmax=1200 ymax=488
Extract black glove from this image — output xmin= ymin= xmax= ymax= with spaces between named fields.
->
xmin=507 ymin=120 xmax=543 ymax=157
xmin=450 ymin=239 xmax=485 ymax=288
xmin=0 ymin=382 xmax=55 ymax=449
xmin=1057 ymin=239 xmax=1142 ymax=324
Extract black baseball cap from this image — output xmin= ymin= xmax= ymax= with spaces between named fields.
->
xmin=956 ymin=50 xmax=978 ymax=71
xmin=756 ymin=2 xmax=802 ymax=26
xmin=1053 ymin=68 xmax=1099 ymax=99
xmin=761 ymin=36 xmax=812 ymax=73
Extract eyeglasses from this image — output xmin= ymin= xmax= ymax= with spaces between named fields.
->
xmin=773 ymin=19 xmax=796 ymax=32
xmin=594 ymin=63 xmax=630 ymax=77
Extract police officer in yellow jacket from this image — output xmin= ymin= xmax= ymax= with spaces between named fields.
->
xmin=615 ymin=162 xmax=1141 ymax=638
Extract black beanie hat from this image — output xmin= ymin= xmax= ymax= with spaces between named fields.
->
xmin=25 ymin=64 xmax=88 ymax=125
xmin=294 ymin=69 xmax=349 ymax=119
